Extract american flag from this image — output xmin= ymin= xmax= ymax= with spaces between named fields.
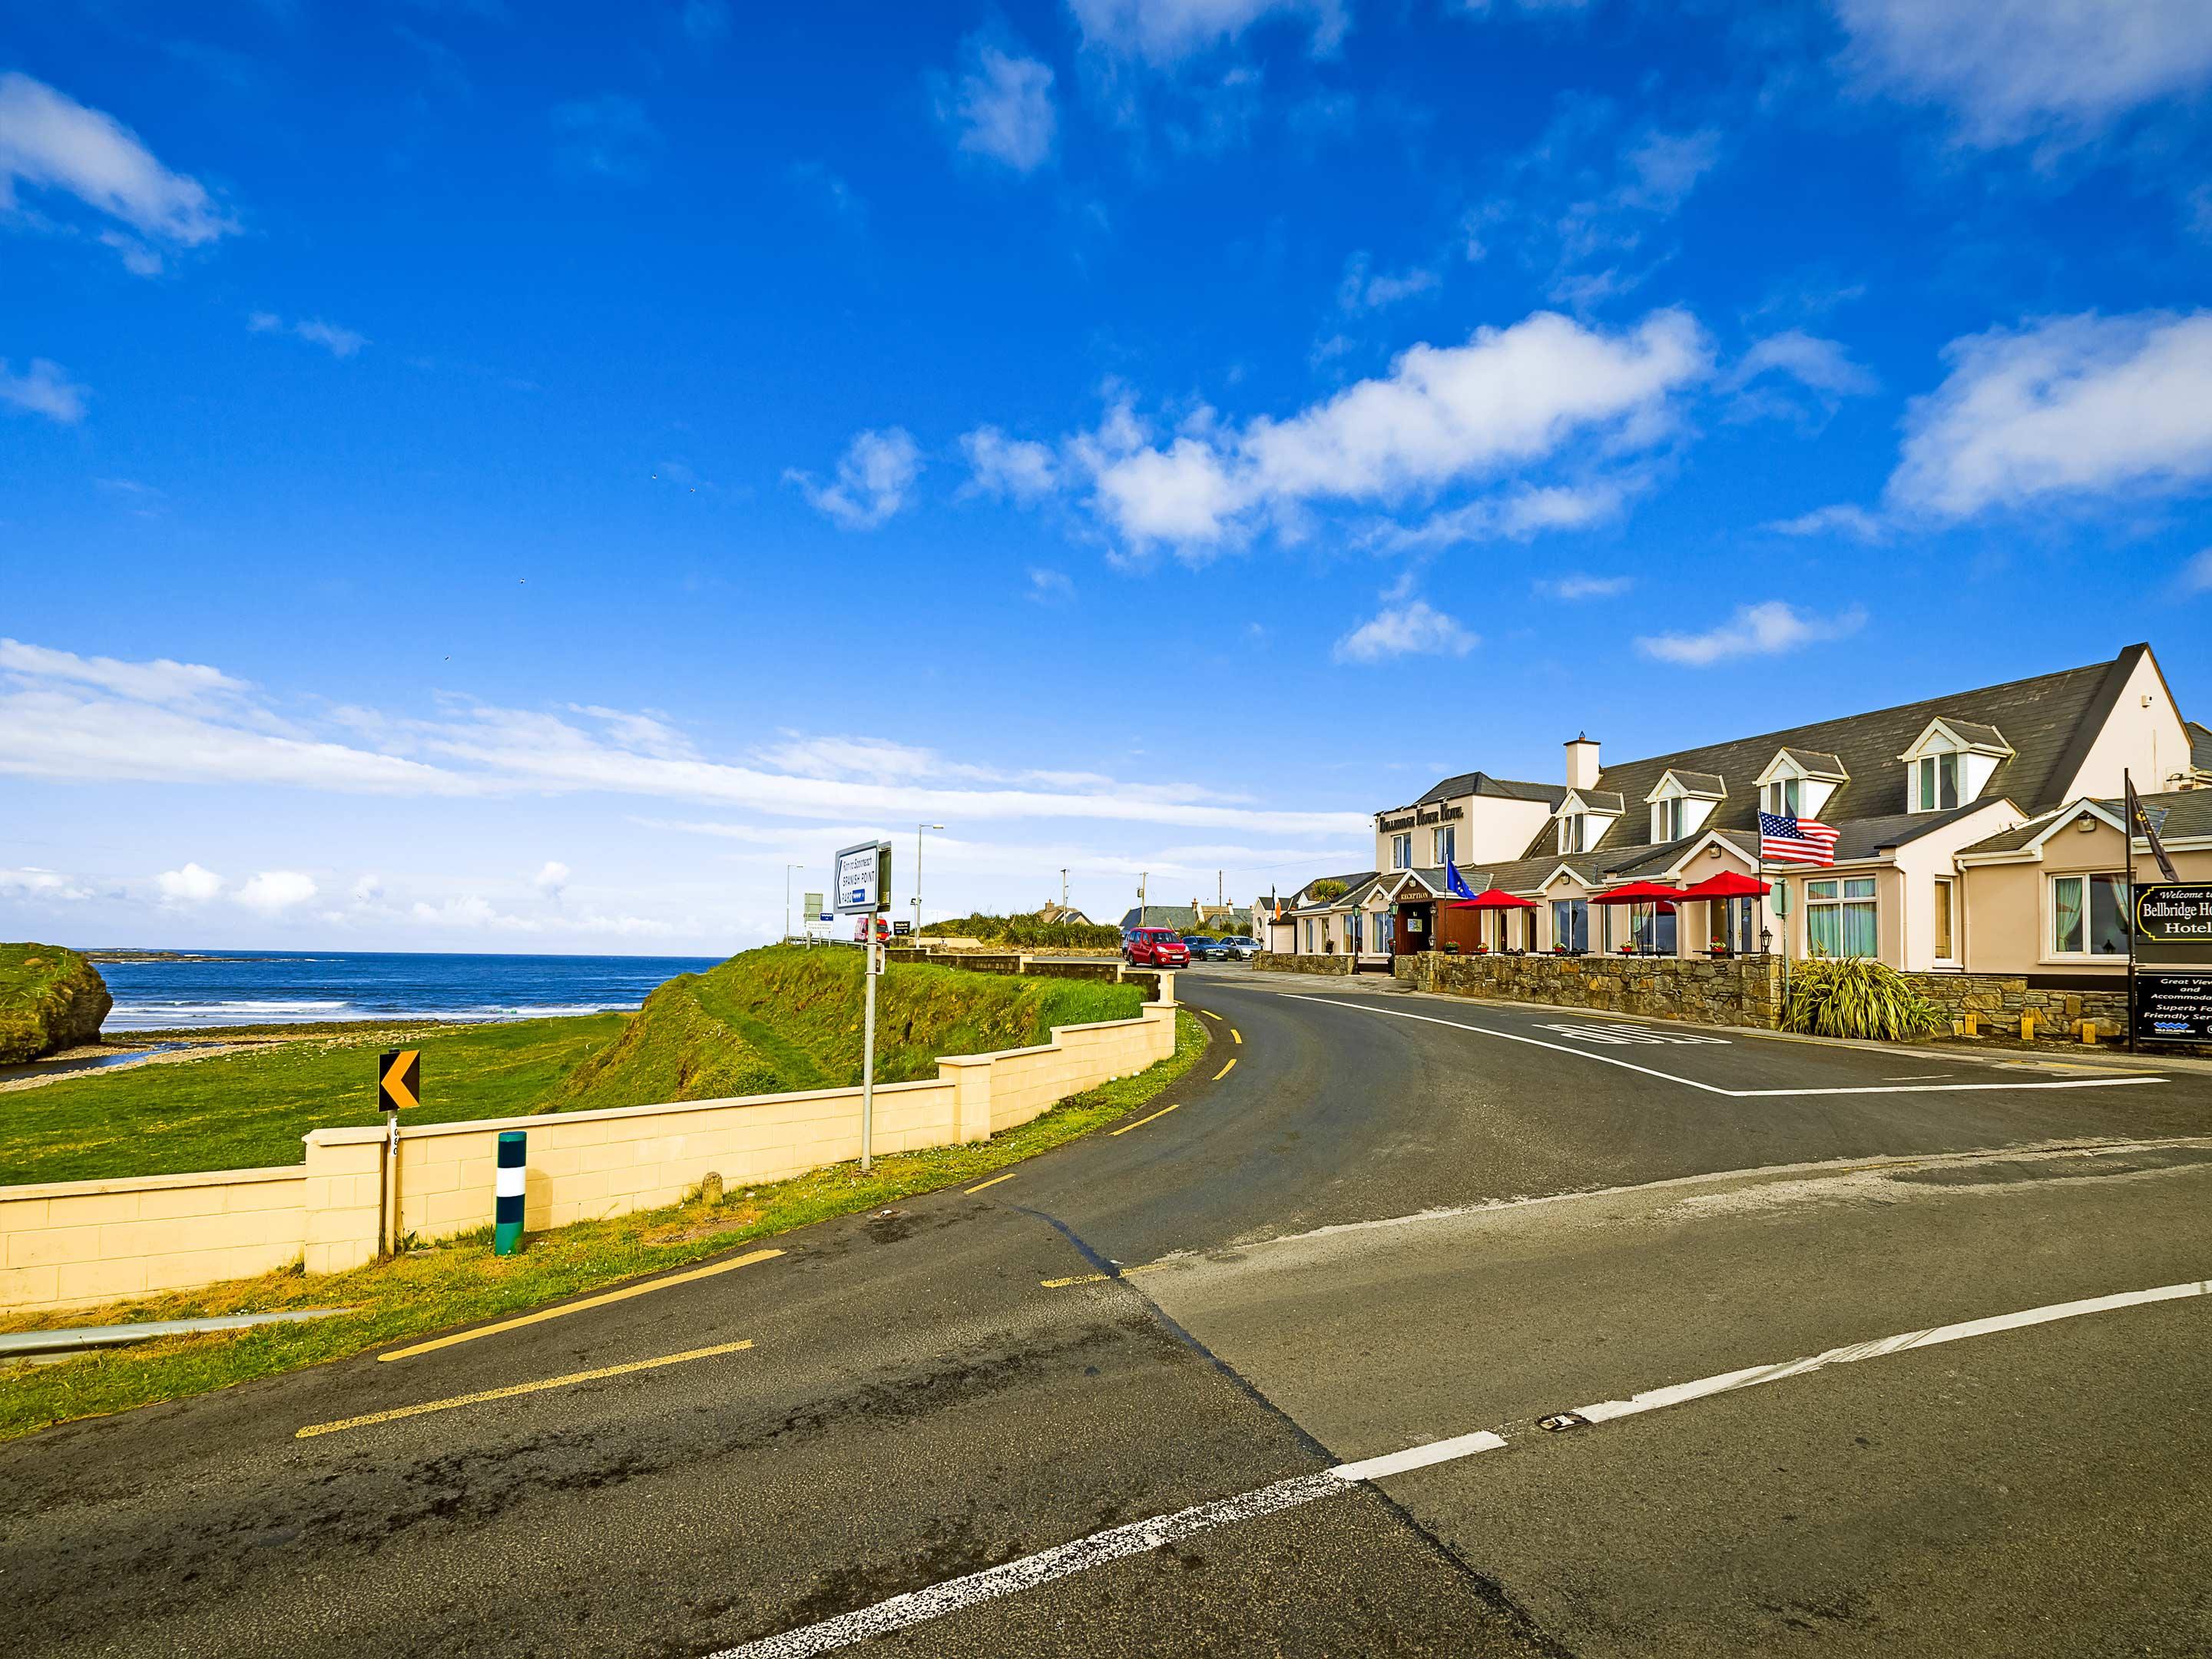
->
xmin=1759 ymin=811 xmax=1839 ymax=866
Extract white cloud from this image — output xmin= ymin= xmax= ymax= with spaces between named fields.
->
xmin=785 ymin=428 xmax=922 ymax=529
xmin=1028 ymin=567 xmax=1076 ymax=604
xmin=1068 ymin=0 xmax=1348 ymax=65
xmin=940 ymin=41 xmax=1058 ymax=173
xmin=0 ymin=73 xmax=233 ymax=265
xmin=1730 ymin=330 xmax=1879 ymax=398
xmin=551 ymin=94 xmax=660 ymax=181
xmin=1889 ymin=311 xmax=2212 ymax=519
xmin=1338 ymin=252 xmax=1439 ymax=313
xmin=0 ymin=357 xmax=88 ymax=424
xmin=0 ymin=867 xmax=91 ymax=901
xmin=1333 ymin=599 xmax=1477 ymax=664
xmin=1076 ymin=308 xmax=1709 ymax=552
xmin=351 ymin=873 xmax=385 ymax=906
xmin=0 ymin=637 xmax=246 ymax=707
xmin=1535 ymin=572 xmax=1633 ymax=600
xmin=1831 ymin=0 xmax=2212 ymax=144
xmin=235 ymin=870 xmax=318 ymax=914
xmin=1762 ymin=503 xmax=1886 ymax=540
xmin=157 ymin=863 xmax=224 ymax=905
xmin=249 ymin=312 xmax=368 ymax=359
xmin=1620 ymin=127 xmax=1722 ymax=212
xmin=1385 ymin=479 xmax=1633 ymax=551
xmin=1637 ymin=601 xmax=1867 ymax=667
xmin=0 ymin=640 xmax=1373 ymax=836
xmin=533 ymin=859 xmax=571 ymax=897
xmin=962 ymin=426 xmax=1061 ymax=502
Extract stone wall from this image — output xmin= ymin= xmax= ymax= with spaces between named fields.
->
xmin=1399 ymin=952 xmax=1784 ymax=1027
xmin=1254 ymin=951 xmax=1353 ymax=977
xmin=1902 ymin=973 xmax=2129 ymax=1041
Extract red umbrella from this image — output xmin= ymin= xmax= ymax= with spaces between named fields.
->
xmin=1680 ymin=871 xmax=1769 ymax=899
xmin=1589 ymin=880 xmax=1687 ymax=905
xmin=1449 ymin=886 xmax=1538 ymax=909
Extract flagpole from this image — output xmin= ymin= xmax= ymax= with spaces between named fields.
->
xmin=2127 ymin=768 xmax=2139 ymax=1055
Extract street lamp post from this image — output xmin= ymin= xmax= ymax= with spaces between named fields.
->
xmin=914 ymin=823 xmax=943 ymax=939
xmin=785 ymin=863 xmax=803 ymax=942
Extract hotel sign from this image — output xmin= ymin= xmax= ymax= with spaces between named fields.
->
xmin=2132 ymin=884 xmax=2212 ymax=1042
xmin=1379 ymin=804 xmax=1465 ymax=833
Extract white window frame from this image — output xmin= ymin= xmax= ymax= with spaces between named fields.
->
xmin=1432 ymin=824 xmax=1455 ymax=866
xmin=1766 ymin=777 xmax=1803 ymax=816
xmin=1651 ymin=797 xmax=1688 ymax=841
xmin=1391 ymin=833 xmax=1412 ymax=870
xmin=1558 ymin=813 xmax=1587 ymax=854
xmin=1914 ymin=750 xmax=1962 ymax=813
xmin=1806 ymin=876 xmax=1878 ymax=959
xmin=2047 ymin=872 xmax=2131 ymax=961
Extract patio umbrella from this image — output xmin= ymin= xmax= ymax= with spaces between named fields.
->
xmin=1589 ymin=879 xmax=1687 ymax=953
xmin=1449 ymin=886 xmax=1538 ymax=951
xmin=1679 ymin=871 xmax=1770 ymax=899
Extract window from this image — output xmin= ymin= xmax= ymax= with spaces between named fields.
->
xmin=1558 ymin=813 xmax=1587 ymax=854
xmin=2051 ymin=874 xmax=2129 ymax=957
xmin=1932 ymin=878 xmax=1954 ymax=961
xmin=1432 ymin=824 xmax=1455 ymax=866
xmin=1347 ymin=911 xmax=1363 ymax=955
xmin=1708 ymin=896 xmax=1755 ymax=953
xmin=1391 ymin=833 xmax=1412 ymax=869
xmin=1807 ymin=876 xmax=1877 ymax=958
xmin=1916 ymin=752 xmax=1960 ymax=812
xmin=1303 ymin=919 xmax=1314 ymax=953
xmin=1653 ymin=798 xmax=1687 ymax=840
xmin=1551 ymin=897 xmax=1588 ymax=952
xmin=1767 ymin=778 xmax=1802 ymax=816
xmin=1634 ymin=906 xmax=1678 ymax=955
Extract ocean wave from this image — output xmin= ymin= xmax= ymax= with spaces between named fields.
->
xmin=112 ymin=999 xmax=352 ymax=1014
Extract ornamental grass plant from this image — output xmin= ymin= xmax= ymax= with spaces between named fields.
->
xmin=1782 ymin=955 xmax=1945 ymax=1041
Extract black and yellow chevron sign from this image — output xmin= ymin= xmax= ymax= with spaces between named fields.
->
xmin=378 ymin=1048 xmax=421 ymax=1114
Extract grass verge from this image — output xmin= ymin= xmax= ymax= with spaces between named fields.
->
xmin=0 ymin=1008 xmax=1207 ymax=1444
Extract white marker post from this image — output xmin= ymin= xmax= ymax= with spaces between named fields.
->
xmin=833 ymin=839 xmax=893 ymax=1173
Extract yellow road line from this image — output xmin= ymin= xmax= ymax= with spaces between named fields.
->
xmin=1213 ymin=1058 xmax=1237 ymax=1080
xmin=1040 ymin=1263 xmax=1171 ymax=1290
xmin=1231 ymin=1028 xmax=1242 ymax=1044
xmin=299 ymin=1339 xmax=755 ymax=1439
xmin=965 ymin=1171 xmax=1018 ymax=1194
xmin=1109 ymin=1102 xmax=1181 ymax=1137
xmin=378 ymin=1248 xmax=783 ymax=1363
xmin=1196 ymin=1008 xmax=1220 ymax=1022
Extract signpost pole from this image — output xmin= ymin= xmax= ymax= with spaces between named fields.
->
xmin=2127 ymin=770 xmax=2139 ymax=1053
xmin=861 ymin=930 xmax=878 ymax=1174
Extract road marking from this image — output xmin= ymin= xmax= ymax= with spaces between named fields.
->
xmin=1109 ymin=1102 xmax=1181 ymax=1137
xmin=1885 ymin=1072 xmax=1952 ymax=1080
xmin=1231 ymin=1027 xmax=1243 ymax=1044
xmin=1212 ymin=1058 xmax=1237 ymax=1080
xmin=299 ymin=1339 xmax=755 ymax=1438
xmin=715 ymin=1277 xmax=2208 ymax=1655
xmin=1538 ymin=1021 xmax=1729 ymax=1047
xmin=1546 ymin=1279 xmax=2212 ymax=1431
xmin=1039 ymin=1262 xmax=1173 ymax=1290
xmin=377 ymin=1248 xmax=782 ymax=1362
xmin=1195 ymin=1008 xmax=1220 ymax=1022
xmin=965 ymin=1172 xmax=1018 ymax=1194
xmin=1303 ymin=998 xmax=2165 ymax=1098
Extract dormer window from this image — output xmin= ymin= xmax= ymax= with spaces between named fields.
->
xmin=1553 ymin=789 xmax=1621 ymax=855
xmin=1646 ymin=770 xmax=1724 ymax=842
xmin=1755 ymin=749 xmax=1846 ymax=822
xmin=1899 ymin=719 xmax=2012 ymax=814
xmin=1767 ymin=778 xmax=1802 ymax=816
xmin=1560 ymin=813 xmax=1588 ymax=853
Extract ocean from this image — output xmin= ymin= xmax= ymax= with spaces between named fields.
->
xmin=95 ymin=951 xmax=724 ymax=1032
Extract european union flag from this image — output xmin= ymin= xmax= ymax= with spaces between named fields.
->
xmin=1445 ymin=859 xmax=1477 ymax=901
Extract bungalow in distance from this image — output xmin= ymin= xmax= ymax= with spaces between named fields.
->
xmin=1261 ymin=644 xmax=2211 ymax=985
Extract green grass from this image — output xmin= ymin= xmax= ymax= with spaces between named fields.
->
xmin=0 ymin=1015 xmax=628 ymax=1187
xmin=542 ymin=945 xmax=1143 ymax=1112
xmin=0 ymin=942 xmax=108 ymax=1065
xmin=920 ymin=912 xmax=1125 ymax=950
xmin=0 ymin=1008 xmax=1209 ymax=1443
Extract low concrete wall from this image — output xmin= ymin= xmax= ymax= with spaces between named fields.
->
xmin=1 ymin=996 xmax=1178 ymax=1314
xmin=1254 ymin=952 xmax=1353 ymax=977
xmin=0 ymin=1165 xmax=306 ymax=1312
xmin=1397 ymin=952 xmax=1785 ymax=1028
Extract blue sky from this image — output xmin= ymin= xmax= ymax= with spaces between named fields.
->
xmin=5 ymin=0 xmax=2212 ymax=953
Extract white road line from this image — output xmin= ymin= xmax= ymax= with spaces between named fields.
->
xmin=710 ymin=1278 xmax=2207 ymax=1656
xmin=1560 ymin=1280 xmax=2212 ymax=1428
xmin=1303 ymin=998 xmax=2165 ymax=1098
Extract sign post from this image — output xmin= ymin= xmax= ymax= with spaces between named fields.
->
xmin=376 ymin=1048 xmax=420 ymax=1256
xmin=834 ymin=839 xmax=892 ymax=1172
xmin=2131 ymin=882 xmax=2212 ymax=1044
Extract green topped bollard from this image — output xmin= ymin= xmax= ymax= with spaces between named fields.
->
xmin=494 ymin=1130 xmax=525 ymax=1255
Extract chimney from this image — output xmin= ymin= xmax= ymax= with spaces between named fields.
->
xmin=1565 ymin=732 xmax=1601 ymax=792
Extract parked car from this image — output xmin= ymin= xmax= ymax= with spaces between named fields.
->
xmin=1221 ymin=935 xmax=1260 ymax=960
xmin=1123 ymin=926 xmax=1190 ymax=968
xmin=1184 ymin=935 xmax=1221 ymax=960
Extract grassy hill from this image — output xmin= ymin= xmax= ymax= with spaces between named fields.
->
xmin=919 ymin=912 xmax=1124 ymax=950
xmin=0 ymin=943 xmax=112 ymax=1065
xmin=539 ymin=945 xmax=1143 ymax=1112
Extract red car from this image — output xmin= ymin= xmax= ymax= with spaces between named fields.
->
xmin=1124 ymin=927 xmax=1190 ymax=968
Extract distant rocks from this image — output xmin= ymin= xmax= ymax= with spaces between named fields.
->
xmin=0 ymin=944 xmax=114 ymax=1064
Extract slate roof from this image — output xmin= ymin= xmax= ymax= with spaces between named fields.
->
xmin=1958 ymin=786 xmax=2212 ymax=855
xmin=1823 ymin=801 xmax=2012 ymax=861
xmin=1565 ymin=790 xmax=1628 ymax=813
xmin=1515 ymin=646 xmax=2151 ymax=866
xmin=1660 ymin=769 xmax=1727 ymax=796
xmin=1409 ymin=770 xmax=1570 ymax=810
xmin=1775 ymin=747 xmax=1847 ymax=778
xmin=1932 ymin=717 xmax=2011 ymax=750
xmin=2189 ymin=720 xmax=2212 ymax=774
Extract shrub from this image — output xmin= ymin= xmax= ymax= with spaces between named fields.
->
xmin=1309 ymin=879 xmax=1348 ymax=901
xmin=921 ymin=912 xmax=1124 ymax=950
xmin=1782 ymin=956 xmax=1945 ymax=1041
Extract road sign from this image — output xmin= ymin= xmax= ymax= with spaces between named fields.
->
xmin=2131 ymin=883 xmax=2212 ymax=1044
xmin=378 ymin=1048 xmax=420 ymax=1113
xmin=834 ymin=839 xmax=892 ymax=916
xmin=803 ymin=892 xmax=824 ymax=923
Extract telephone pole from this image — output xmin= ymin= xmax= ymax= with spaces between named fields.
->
xmin=1060 ymin=867 xmax=1068 ymax=906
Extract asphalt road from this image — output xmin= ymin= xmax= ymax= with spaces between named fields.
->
xmin=5 ymin=966 xmax=2209 ymax=1657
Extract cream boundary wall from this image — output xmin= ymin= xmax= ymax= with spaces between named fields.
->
xmin=2 ymin=997 xmax=1177 ymax=1313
